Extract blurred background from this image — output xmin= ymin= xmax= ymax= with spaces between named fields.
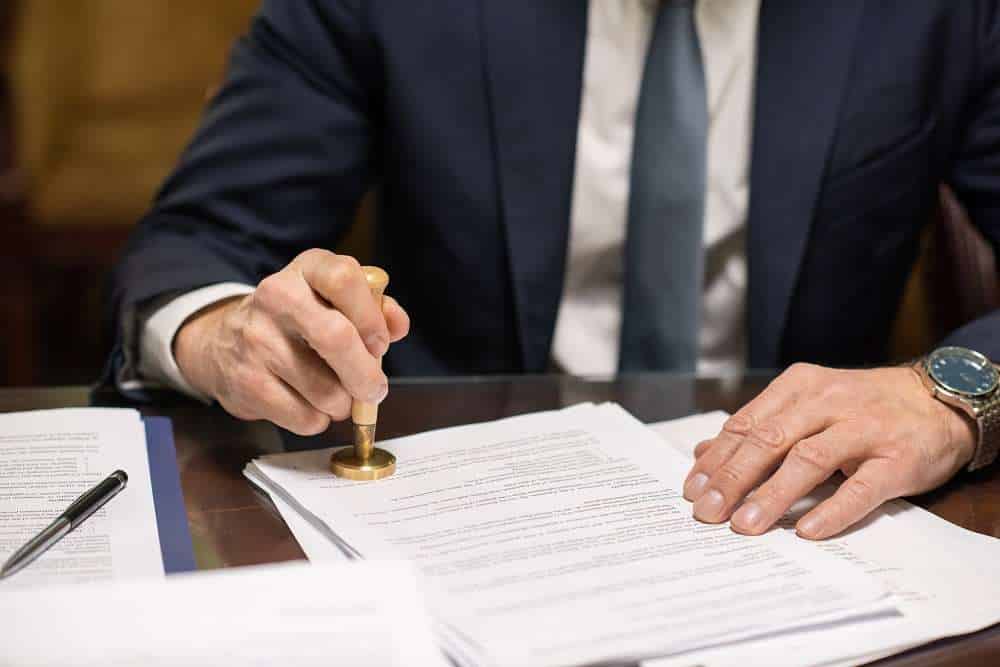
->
xmin=0 ymin=0 xmax=372 ymax=388
xmin=0 ymin=2 xmax=995 ymax=388
xmin=1 ymin=1 xmax=261 ymax=387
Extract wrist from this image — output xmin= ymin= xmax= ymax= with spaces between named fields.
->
xmin=908 ymin=357 xmax=980 ymax=471
xmin=940 ymin=401 xmax=978 ymax=469
xmin=173 ymin=297 xmax=240 ymax=400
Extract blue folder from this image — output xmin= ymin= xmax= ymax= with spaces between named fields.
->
xmin=142 ymin=417 xmax=197 ymax=574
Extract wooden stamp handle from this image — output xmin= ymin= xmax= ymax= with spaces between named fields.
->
xmin=351 ymin=266 xmax=389 ymax=428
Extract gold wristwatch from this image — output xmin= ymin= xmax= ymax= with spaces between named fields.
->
xmin=915 ymin=346 xmax=1000 ymax=471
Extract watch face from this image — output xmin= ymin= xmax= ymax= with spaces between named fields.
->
xmin=927 ymin=347 xmax=999 ymax=397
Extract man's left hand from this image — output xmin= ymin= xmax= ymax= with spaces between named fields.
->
xmin=684 ymin=363 xmax=977 ymax=540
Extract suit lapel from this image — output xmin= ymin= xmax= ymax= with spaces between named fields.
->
xmin=747 ymin=0 xmax=867 ymax=368
xmin=480 ymin=1 xmax=588 ymax=371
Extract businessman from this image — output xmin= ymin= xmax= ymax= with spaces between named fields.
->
xmin=109 ymin=1 xmax=1000 ymax=539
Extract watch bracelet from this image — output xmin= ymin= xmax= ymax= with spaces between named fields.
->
xmin=969 ymin=390 xmax=1000 ymax=471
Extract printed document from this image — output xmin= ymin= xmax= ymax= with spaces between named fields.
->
xmin=247 ymin=403 xmax=890 ymax=667
xmin=0 ymin=409 xmax=163 ymax=589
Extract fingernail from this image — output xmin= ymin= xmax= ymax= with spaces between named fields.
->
xmin=365 ymin=334 xmax=389 ymax=357
xmin=797 ymin=515 xmax=825 ymax=539
xmin=694 ymin=489 xmax=725 ymax=522
xmin=684 ymin=473 xmax=709 ymax=500
xmin=369 ymin=382 xmax=389 ymax=404
xmin=732 ymin=502 xmax=763 ymax=533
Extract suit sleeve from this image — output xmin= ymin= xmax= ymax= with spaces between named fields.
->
xmin=943 ymin=2 xmax=1000 ymax=359
xmin=103 ymin=0 xmax=378 ymax=396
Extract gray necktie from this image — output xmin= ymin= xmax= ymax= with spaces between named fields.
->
xmin=619 ymin=1 xmax=707 ymax=372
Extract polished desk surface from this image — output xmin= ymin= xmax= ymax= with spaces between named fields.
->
xmin=3 ymin=374 xmax=999 ymax=666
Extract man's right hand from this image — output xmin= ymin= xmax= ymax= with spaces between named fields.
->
xmin=173 ymin=250 xmax=410 ymax=435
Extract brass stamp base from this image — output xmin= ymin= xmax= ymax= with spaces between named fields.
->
xmin=330 ymin=447 xmax=396 ymax=481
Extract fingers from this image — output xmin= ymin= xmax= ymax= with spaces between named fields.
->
xmin=691 ymin=406 xmax=836 ymax=524
xmin=383 ymin=296 xmax=410 ymax=343
xmin=683 ymin=367 xmax=811 ymax=500
xmin=290 ymin=301 xmax=388 ymax=404
xmin=795 ymin=459 xmax=895 ymax=540
xmin=297 ymin=250 xmax=391 ymax=357
xmin=260 ymin=322 xmax=353 ymax=422
xmin=254 ymin=251 xmax=392 ymax=404
xmin=693 ymin=439 xmax=713 ymax=458
xmin=221 ymin=371 xmax=331 ymax=437
xmin=729 ymin=422 xmax=872 ymax=535
xmin=221 ymin=299 xmax=365 ymax=427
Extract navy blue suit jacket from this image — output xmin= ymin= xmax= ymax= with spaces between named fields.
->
xmin=109 ymin=0 xmax=1000 ymax=379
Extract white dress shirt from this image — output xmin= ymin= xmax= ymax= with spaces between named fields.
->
xmin=125 ymin=0 xmax=761 ymax=398
xmin=551 ymin=0 xmax=759 ymax=377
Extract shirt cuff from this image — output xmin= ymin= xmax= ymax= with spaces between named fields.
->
xmin=136 ymin=283 xmax=255 ymax=402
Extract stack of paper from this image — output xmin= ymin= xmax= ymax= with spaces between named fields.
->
xmin=3 ymin=559 xmax=446 ymax=666
xmin=246 ymin=403 xmax=899 ymax=667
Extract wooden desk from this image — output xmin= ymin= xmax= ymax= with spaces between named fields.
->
xmin=4 ymin=375 xmax=999 ymax=666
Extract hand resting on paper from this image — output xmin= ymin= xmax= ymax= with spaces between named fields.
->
xmin=173 ymin=250 xmax=410 ymax=435
xmin=683 ymin=364 xmax=976 ymax=540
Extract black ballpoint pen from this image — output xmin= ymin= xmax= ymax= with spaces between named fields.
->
xmin=1 ymin=469 xmax=128 ymax=580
